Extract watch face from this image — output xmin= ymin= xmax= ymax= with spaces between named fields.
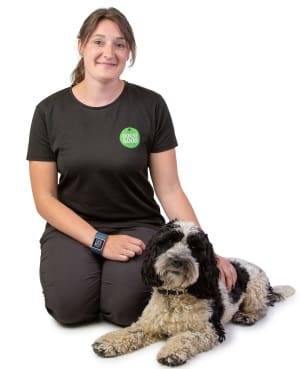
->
xmin=91 ymin=233 xmax=107 ymax=255
xmin=94 ymin=239 xmax=104 ymax=250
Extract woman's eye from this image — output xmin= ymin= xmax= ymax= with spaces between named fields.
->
xmin=115 ymin=42 xmax=126 ymax=49
xmin=94 ymin=40 xmax=105 ymax=46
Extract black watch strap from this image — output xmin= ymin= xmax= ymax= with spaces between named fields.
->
xmin=91 ymin=232 xmax=107 ymax=256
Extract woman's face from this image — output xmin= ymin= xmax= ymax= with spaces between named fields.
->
xmin=79 ymin=19 xmax=130 ymax=84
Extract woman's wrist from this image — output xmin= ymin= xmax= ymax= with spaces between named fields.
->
xmin=90 ymin=232 xmax=108 ymax=256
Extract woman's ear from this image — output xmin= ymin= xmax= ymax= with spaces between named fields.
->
xmin=78 ymin=39 xmax=84 ymax=57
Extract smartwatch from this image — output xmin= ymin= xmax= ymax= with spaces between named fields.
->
xmin=91 ymin=232 xmax=107 ymax=256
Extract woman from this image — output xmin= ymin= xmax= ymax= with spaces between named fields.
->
xmin=27 ymin=7 xmax=236 ymax=327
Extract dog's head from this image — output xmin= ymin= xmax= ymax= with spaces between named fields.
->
xmin=142 ymin=220 xmax=220 ymax=299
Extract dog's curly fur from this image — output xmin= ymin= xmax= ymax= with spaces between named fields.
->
xmin=93 ymin=220 xmax=295 ymax=366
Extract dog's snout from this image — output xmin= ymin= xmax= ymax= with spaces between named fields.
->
xmin=172 ymin=258 xmax=184 ymax=268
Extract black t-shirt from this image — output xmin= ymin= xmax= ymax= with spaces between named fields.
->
xmin=26 ymin=82 xmax=178 ymax=229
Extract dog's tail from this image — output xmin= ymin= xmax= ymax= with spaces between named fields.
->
xmin=267 ymin=285 xmax=295 ymax=306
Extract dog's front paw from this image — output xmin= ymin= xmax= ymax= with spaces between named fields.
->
xmin=157 ymin=352 xmax=187 ymax=367
xmin=92 ymin=328 xmax=137 ymax=357
xmin=92 ymin=337 xmax=122 ymax=358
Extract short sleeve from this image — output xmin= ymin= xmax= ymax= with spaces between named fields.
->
xmin=26 ymin=106 xmax=56 ymax=161
xmin=151 ymin=96 xmax=178 ymax=153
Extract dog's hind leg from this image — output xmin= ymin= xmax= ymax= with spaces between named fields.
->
xmin=231 ymin=277 xmax=270 ymax=326
xmin=92 ymin=322 xmax=159 ymax=357
xmin=232 ymin=282 xmax=295 ymax=326
xmin=157 ymin=327 xmax=219 ymax=366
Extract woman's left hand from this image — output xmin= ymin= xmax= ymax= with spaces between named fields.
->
xmin=215 ymin=254 xmax=237 ymax=290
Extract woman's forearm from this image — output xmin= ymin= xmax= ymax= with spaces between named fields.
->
xmin=35 ymin=195 xmax=97 ymax=247
xmin=157 ymin=186 xmax=201 ymax=228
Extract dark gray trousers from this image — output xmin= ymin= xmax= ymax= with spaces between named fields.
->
xmin=39 ymin=223 xmax=158 ymax=327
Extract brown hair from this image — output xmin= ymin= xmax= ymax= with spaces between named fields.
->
xmin=71 ymin=7 xmax=136 ymax=86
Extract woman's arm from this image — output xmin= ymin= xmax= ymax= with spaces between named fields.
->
xmin=149 ymin=149 xmax=237 ymax=289
xmin=29 ymin=161 xmax=98 ymax=246
xmin=149 ymin=149 xmax=199 ymax=225
xmin=29 ymin=161 xmax=144 ymax=261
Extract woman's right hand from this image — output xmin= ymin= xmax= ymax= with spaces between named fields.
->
xmin=101 ymin=234 xmax=146 ymax=261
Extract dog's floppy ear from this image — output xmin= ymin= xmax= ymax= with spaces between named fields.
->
xmin=187 ymin=230 xmax=226 ymax=342
xmin=187 ymin=231 xmax=220 ymax=299
xmin=141 ymin=220 xmax=184 ymax=287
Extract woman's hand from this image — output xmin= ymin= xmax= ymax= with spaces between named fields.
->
xmin=101 ymin=234 xmax=146 ymax=261
xmin=215 ymin=254 xmax=237 ymax=290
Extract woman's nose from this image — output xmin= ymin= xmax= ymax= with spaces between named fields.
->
xmin=103 ymin=43 xmax=114 ymax=58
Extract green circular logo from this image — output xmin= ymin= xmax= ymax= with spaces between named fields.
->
xmin=120 ymin=127 xmax=140 ymax=149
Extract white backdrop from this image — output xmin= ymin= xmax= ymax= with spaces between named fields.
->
xmin=1 ymin=0 xmax=299 ymax=368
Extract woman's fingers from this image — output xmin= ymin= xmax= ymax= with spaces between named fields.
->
xmin=102 ymin=234 xmax=145 ymax=261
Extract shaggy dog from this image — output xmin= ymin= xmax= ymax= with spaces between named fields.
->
xmin=92 ymin=220 xmax=295 ymax=366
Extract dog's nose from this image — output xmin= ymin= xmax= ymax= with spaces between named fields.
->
xmin=172 ymin=259 xmax=184 ymax=268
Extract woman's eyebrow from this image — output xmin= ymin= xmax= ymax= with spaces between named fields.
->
xmin=92 ymin=34 xmax=126 ymax=40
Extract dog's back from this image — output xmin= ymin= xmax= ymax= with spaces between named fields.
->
xmin=220 ymin=258 xmax=295 ymax=326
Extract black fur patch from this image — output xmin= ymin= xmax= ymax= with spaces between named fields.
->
xmin=186 ymin=231 xmax=220 ymax=299
xmin=186 ymin=231 xmax=225 ymax=343
xmin=209 ymin=300 xmax=226 ymax=342
xmin=229 ymin=261 xmax=250 ymax=303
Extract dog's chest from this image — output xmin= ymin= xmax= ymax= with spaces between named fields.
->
xmin=140 ymin=292 xmax=212 ymax=336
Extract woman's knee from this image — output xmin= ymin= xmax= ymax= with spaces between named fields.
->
xmin=39 ymin=228 xmax=102 ymax=325
xmin=100 ymin=248 xmax=152 ymax=326
xmin=101 ymin=289 xmax=151 ymax=327
xmin=44 ymin=290 xmax=100 ymax=326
